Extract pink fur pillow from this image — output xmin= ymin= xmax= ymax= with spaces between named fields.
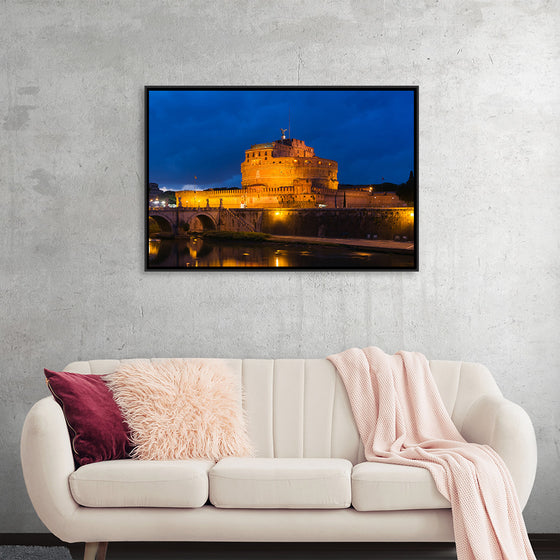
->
xmin=104 ymin=359 xmax=253 ymax=461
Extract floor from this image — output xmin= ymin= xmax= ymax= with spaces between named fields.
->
xmin=64 ymin=540 xmax=559 ymax=560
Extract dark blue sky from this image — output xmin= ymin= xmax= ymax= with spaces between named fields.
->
xmin=148 ymin=88 xmax=416 ymax=191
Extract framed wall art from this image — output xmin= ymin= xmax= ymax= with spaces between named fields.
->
xmin=146 ymin=86 xmax=418 ymax=270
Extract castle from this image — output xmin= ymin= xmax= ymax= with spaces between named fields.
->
xmin=174 ymin=133 xmax=404 ymax=209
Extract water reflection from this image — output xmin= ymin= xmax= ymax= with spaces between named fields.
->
xmin=148 ymin=239 xmax=173 ymax=265
xmin=148 ymin=236 xmax=413 ymax=269
xmin=186 ymin=237 xmax=213 ymax=259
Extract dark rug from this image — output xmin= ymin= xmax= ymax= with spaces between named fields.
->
xmin=0 ymin=546 xmax=72 ymax=559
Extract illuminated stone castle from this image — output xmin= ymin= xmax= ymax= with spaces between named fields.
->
xmin=175 ymin=133 xmax=403 ymax=209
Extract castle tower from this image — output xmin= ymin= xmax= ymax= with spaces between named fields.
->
xmin=240 ymin=136 xmax=338 ymax=192
xmin=175 ymin=133 xmax=393 ymax=210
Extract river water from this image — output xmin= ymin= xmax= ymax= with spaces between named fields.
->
xmin=148 ymin=237 xmax=414 ymax=269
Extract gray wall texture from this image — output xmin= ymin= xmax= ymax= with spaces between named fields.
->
xmin=1 ymin=0 xmax=559 ymax=534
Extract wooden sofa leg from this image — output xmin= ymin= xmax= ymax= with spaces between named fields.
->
xmin=84 ymin=542 xmax=108 ymax=560
xmin=97 ymin=542 xmax=108 ymax=560
xmin=84 ymin=543 xmax=98 ymax=560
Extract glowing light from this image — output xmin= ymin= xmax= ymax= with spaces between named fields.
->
xmin=148 ymin=239 xmax=161 ymax=257
xmin=409 ymin=212 xmax=414 ymax=218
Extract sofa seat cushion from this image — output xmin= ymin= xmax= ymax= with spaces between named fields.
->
xmin=209 ymin=458 xmax=352 ymax=509
xmin=352 ymin=462 xmax=451 ymax=511
xmin=69 ymin=459 xmax=214 ymax=508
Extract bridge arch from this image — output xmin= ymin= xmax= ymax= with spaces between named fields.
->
xmin=148 ymin=215 xmax=174 ymax=236
xmin=188 ymin=213 xmax=217 ymax=232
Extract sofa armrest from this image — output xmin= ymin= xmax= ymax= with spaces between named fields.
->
xmin=21 ymin=397 xmax=79 ymax=539
xmin=460 ymin=394 xmax=537 ymax=509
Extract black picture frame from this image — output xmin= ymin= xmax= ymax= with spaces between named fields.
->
xmin=145 ymin=86 xmax=418 ymax=270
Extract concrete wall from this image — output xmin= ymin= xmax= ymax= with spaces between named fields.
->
xmin=1 ymin=0 xmax=558 ymax=533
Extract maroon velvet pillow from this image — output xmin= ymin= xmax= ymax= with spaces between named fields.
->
xmin=44 ymin=369 xmax=132 ymax=467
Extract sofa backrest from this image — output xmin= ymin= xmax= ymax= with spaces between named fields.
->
xmin=64 ymin=358 xmax=502 ymax=464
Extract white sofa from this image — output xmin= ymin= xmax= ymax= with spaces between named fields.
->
xmin=21 ymin=358 xmax=537 ymax=560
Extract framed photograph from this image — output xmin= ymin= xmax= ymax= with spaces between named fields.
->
xmin=146 ymin=86 xmax=418 ymax=270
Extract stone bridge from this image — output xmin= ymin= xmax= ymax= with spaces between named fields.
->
xmin=149 ymin=206 xmax=415 ymax=241
xmin=148 ymin=207 xmax=264 ymax=235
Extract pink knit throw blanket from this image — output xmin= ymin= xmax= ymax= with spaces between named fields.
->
xmin=328 ymin=347 xmax=535 ymax=560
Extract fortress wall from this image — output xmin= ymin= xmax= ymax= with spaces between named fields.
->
xmin=241 ymin=158 xmax=337 ymax=189
xmin=176 ymin=189 xmax=245 ymax=208
xmin=175 ymin=187 xmax=407 ymax=209
xmin=261 ymin=208 xmax=414 ymax=240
